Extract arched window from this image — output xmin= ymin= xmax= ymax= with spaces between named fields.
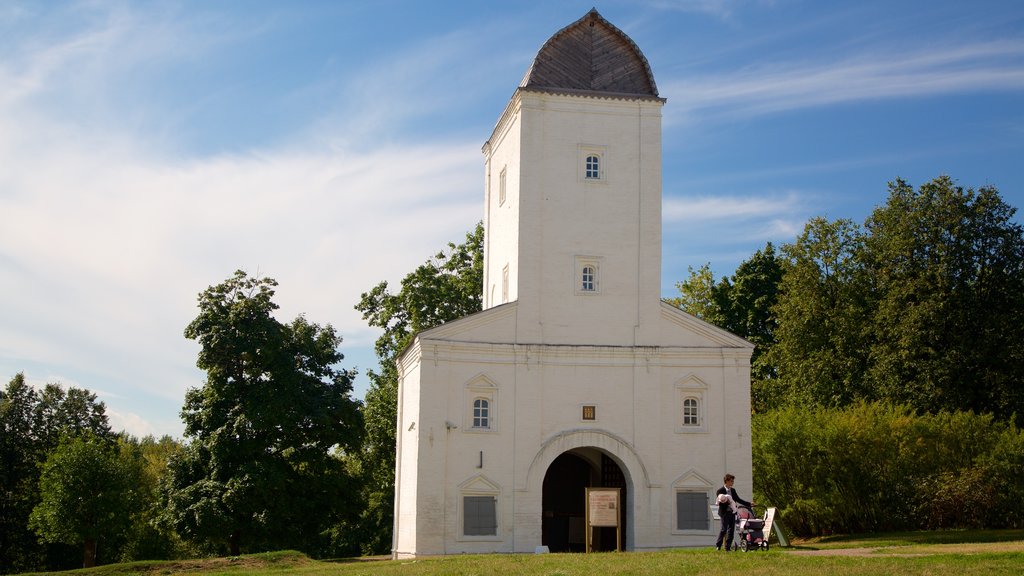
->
xmin=585 ymin=154 xmax=601 ymax=179
xmin=581 ymin=265 xmax=596 ymax=292
xmin=683 ymin=397 xmax=700 ymax=426
xmin=473 ymin=398 xmax=490 ymax=429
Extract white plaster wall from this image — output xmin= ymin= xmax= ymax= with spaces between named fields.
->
xmin=396 ymin=332 xmax=752 ymax=556
xmin=483 ymin=91 xmax=663 ymax=346
xmin=483 ymin=98 xmax=522 ymax=310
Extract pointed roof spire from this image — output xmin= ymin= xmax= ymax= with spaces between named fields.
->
xmin=520 ymin=8 xmax=659 ymax=98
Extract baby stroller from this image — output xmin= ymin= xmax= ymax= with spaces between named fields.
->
xmin=734 ymin=506 xmax=768 ymax=552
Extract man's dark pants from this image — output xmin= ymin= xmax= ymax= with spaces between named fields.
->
xmin=716 ymin=510 xmax=735 ymax=550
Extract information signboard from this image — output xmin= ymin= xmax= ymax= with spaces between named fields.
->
xmin=585 ymin=488 xmax=621 ymax=552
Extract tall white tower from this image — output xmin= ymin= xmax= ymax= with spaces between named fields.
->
xmin=392 ymin=10 xmax=753 ymax=558
xmin=481 ymin=9 xmax=665 ymax=347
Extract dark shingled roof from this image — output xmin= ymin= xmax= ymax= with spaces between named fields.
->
xmin=520 ymin=8 xmax=659 ymax=98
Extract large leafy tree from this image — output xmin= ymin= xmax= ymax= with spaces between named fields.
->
xmin=350 ymin=223 xmax=484 ymax=554
xmin=0 ymin=374 xmax=113 ymax=573
xmin=862 ymin=176 xmax=1024 ymax=418
xmin=760 ymin=176 xmax=1024 ymax=419
xmin=765 ymin=217 xmax=873 ymax=408
xmin=28 ymin=434 xmax=143 ymax=568
xmin=163 ymin=271 xmax=362 ymax=557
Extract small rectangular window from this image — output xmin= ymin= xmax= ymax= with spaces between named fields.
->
xmin=676 ymin=492 xmax=709 ymax=530
xmin=582 ymin=405 xmax=596 ymax=421
xmin=464 ymin=496 xmax=497 ymax=536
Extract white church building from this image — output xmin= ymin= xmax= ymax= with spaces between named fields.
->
xmin=392 ymin=9 xmax=753 ymax=557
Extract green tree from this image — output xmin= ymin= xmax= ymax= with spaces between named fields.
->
xmin=1 ymin=374 xmax=113 ymax=573
xmin=350 ymin=223 xmax=484 ymax=554
xmin=163 ymin=271 xmax=362 ymax=557
xmin=766 ymin=217 xmax=872 ymax=409
xmin=862 ymin=176 xmax=1024 ymax=419
xmin=28 ymin=433 xmax=143 ymax=568
xmin=117 ymin=435 xmax=192 ymax=562
xmin=720 ymin=243 xmax=784 ymax=410
xmin=665 ymin=263 xmax=725 ymax=325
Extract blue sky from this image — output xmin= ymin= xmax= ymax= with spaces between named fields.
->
xmin=2 ymin=0 xmax=1022 ymax=438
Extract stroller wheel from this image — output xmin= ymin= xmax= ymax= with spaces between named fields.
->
xmin=739 ymin=538 xmax=748 ymax=552
xmin=762 ymin=542 xmax=769 ymax=551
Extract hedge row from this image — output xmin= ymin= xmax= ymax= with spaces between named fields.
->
xmin=752 ymin=402 xmax=1024 ymax=536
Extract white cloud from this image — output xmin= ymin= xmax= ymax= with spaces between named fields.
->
xmin=664 ymin=40 xmax=1024 ymax=121
xmin=0 ymin=2 xmax=487 ymax=437
xmin=664 ymin=190 xmax=803 ymax=222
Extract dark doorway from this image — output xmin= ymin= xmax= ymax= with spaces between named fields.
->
xmin=541 ymin=449 xmax=628 ymax=552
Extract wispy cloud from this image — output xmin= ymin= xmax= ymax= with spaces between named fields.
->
xmin=664 ymin=40 xmax=1024 ymax=121
xmin=664 ymin=190 xmax=803 ymax=222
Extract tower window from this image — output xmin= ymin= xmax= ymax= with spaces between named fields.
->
xmin=581 ymin=266 xmax=596 ymax=292
xmin=578 ymin=145 xmax=607 ymax=182
xmin=585 ymin=155 xmax=601 ymax=179
xmin=575 ymin=257 xmax=601 ymax=295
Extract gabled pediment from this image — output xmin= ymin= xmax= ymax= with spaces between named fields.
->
xmin=459 ymin=474 xmax=501 ymax=493
xmin=672 ymin=469 xmax=714 ymax=489
xmin=660 ymin=302 xmax=754 ymax=349
xmin=417 ymin=302 xmax=517 ymax=342
xmin=674 ymin=373 xmax=709 ymax=390
xmin=465 ymin=373 xmax=498 ymax=390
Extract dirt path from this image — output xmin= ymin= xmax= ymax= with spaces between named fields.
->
xmin=786 ymin=541 xmax=1024 ymax=557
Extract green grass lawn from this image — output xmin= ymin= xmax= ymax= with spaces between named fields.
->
xmin=23 ymin=530 xmax=1024 ymax=576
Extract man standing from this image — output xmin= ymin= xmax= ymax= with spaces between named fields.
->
xmin=715 ymin=473 xmax=754 ymax=551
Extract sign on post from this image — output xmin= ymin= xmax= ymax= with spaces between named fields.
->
xmin=585 ymin=487 xmax=621 ymax=552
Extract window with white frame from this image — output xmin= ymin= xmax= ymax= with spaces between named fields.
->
xmin=473 ymin=398 xmax=490 ymax=429
xmin=683 ymin=397 xmax=700 ymax=426
xmin=579 ymin=145 xmax=607 ymax=182
xmin=575 ymin=256 xmax=601 ymax=295
xmin=676 ymin=491 xmax=710 ymax=531
xmin=465 ymin=375 xmax=497 ymax=433
xmin=585 ymin=154 xmax=601 ymax=179
xmin=675 ymin=375 xmax=708 ymax=433
xmin=581 ymin=265 xmax=596 ymax=292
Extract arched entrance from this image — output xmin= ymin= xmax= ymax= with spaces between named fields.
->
xmin=541 ymin=448 xmax=627 ymax=552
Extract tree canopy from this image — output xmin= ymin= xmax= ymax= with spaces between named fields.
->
xmin=672 ymin=176 xmax=1024 ymax=420
xmin=162 ymin=270 xmax=362 ymax=557
xmin=29 ymin=434 xmax=143 ymax=568
xmin=1 ymin=374 xmax=114 ymax=573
